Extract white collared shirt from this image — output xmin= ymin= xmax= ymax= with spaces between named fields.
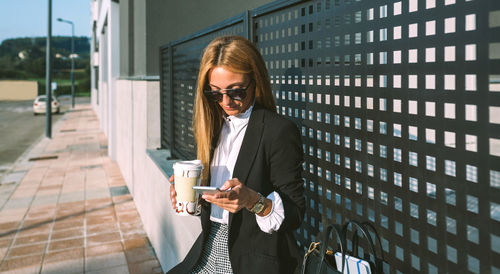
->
xmin=209 ymin=105 xmax=285 ymax=234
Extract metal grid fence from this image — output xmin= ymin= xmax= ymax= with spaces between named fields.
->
xmin=160 ymin=0 xmax=500 ymax=272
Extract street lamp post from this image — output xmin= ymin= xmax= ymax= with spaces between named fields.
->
xmin=46 ymin=0 xmax=52 ymax=138
xmin=57 ymin=18 xmax=75 ymax=108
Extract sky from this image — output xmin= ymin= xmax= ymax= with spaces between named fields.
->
xmin=0 ymin=0 xmax=91 ymax=43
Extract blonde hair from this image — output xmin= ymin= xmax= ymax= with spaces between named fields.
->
xmin=193 ymin=36 xmax=275 ymax=184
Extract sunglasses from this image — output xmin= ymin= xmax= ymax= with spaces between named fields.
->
xmin=203 ymin=80 xmax=253 ymax=102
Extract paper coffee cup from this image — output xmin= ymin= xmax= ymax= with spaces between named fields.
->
xmin=173 ymin=160 xmax=203 ymax=216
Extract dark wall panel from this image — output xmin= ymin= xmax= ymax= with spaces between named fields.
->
xmin=161 ymin=21 xmax=245 ymax=159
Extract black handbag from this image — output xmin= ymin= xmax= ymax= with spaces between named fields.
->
xmin=301 ymin=224 xmax=344 ymax=274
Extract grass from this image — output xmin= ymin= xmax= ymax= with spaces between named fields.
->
xmin=28 ymin=77 xmax=82 ymax=87
xmin=75 ymin=92 xmax=90 ymax=97
xmin=27 ymin=77 xmax=90 ymax=97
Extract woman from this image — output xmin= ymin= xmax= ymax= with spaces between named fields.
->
xmin=168 ymin=36 xmax=304 ymax=274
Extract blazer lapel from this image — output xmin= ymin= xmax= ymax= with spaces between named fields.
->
xmin=232 ymin=107 xmax=264 ymax=185
xmin=229 ymin=106 xmax=264 ymax=228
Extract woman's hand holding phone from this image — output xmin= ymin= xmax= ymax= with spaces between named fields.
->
xmin=201 ymin=178 xmax=260 ymax=214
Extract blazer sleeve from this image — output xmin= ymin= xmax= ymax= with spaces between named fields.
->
xmin=267 ymin=119 xmax=305 ymax=232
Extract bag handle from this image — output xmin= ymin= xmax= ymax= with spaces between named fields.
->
xmin=301 ymin=241 xmax=318 ymax=274
xmin=356 ymin=222 xmax=384 ymax=273
xmin=342 ymin=220 xmax=380 ymax=273
xmin=317 ymin=224 xmax=344 ymax=274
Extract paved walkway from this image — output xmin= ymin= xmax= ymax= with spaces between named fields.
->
xmin=0 ymin=104 xmax=163 ymax=274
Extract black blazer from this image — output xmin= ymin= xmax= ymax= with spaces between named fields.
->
xmin=168 ymin=105 xmax=305 ymax=274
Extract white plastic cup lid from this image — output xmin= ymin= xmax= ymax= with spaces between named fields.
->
xmin=173 ymin=160 xmax=203 ymax=178
xmin=173 ymin=160 xmax=203 ymax=171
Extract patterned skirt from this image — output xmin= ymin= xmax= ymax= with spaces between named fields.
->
xmin=190 ymin=221 xmax=233 ymax=274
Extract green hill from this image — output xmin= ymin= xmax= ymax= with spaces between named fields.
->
xmin=0 ymin=36 xmax=91 ymax=95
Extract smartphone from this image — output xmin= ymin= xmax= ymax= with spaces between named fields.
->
xmin=192 ymin=186 xmax=232 ymax=195
xmin=192 ymin=186 xmax=221 ymax=195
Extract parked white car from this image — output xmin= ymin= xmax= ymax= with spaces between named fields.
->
xmin=33 ymin=95 xmax=60 ymax=115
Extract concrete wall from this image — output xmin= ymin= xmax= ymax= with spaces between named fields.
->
xmin=90 ymin=0 xmax=99 ymax=114
xmin=107 ymin=2 xmax=120 ymax=161
xmin=0 ymin=80 xmax=38 ymax=101
xmin=97 ymin=17 xmax=108 ymax=137
xmin=132 ymin=0 xmax=147 ymax=76
xmin=119 ymin=0 xmax=273 ymax=77
xmin=112 ymin=79 xmax=202 ymax=272
xmin=94 ymin=0 xmax=120 ymax=161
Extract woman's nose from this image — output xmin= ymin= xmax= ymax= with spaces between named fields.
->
xmin=221 ymin=93 xmax=232 ymax=105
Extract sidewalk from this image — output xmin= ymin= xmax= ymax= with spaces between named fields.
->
xmin=0 ymin=104 xmax=163 ymax=274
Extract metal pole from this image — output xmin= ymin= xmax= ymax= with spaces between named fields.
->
xmin=57 ymin=18 xmax=75 ymax=109
xmin=45 ymin=0 xmax=52 ymax=138
xmin=71 ymin=23 xmax=75 ymax=108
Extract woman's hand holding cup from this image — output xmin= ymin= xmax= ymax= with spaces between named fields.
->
xmin=169 ymin=175 xmax=177 ymax=210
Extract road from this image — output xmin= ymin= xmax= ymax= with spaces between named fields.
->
xmin=0 ymin=96 xmax=89 ymax=178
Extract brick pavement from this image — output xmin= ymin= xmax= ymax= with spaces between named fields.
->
xmin=0 ymin=104 xmax=163 ymax=274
